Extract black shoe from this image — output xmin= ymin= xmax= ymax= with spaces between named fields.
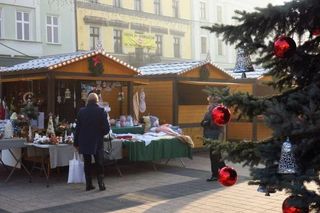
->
xmin=86 ymin=185 xmax=96 ymax=191
xmin=98 ymin=183 xmax=106 ymax=191
xmin=206 ymin=177 xmax=218 ymax=182
xmin=97 ymin=175 xmax=106 ymax=191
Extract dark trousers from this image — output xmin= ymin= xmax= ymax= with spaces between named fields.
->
xmin=83 ymin=149 xmax=104 ymax=180
xmin=209 ymin=147 xmax=226 ymax=177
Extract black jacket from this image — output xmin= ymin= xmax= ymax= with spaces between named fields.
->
xmin=74 ymin=103 xmax=110 ymax=155
xmin=201 ymin=105 xmax=222 ymax=139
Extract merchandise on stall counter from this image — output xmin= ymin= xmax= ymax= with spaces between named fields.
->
xmin=0 ymin=120 xmax=7 ymax=139
xmin=33 ymin=131 xmax=74 ymax=144
xmin=4 ymin=120 xmax=13 ymax=139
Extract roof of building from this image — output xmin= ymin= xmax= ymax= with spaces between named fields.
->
xmin=0 ymin=50 xmax=140 ymax=74
xmin=138 ymin=60 xmax=233 ymax=78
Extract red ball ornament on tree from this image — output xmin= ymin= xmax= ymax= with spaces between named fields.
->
xmin=218 ymin=166 xmax=237 ymax=186
xmin=312 ymin=28 xmax=320 ymax=36
xmin=282 ymin=196 xmax=308 ymax=213
xmin=274 ymin=36 xmax=296 ymax=58
xmin=211 ymin=105 xmax=231 ymax=126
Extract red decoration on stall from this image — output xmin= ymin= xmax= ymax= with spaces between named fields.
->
xmin=274 ymin=36 xmax=296 ymax=58
xmin=92 ymin=55 xmax=101 ymax=66
xmin=211 ymin=105 xmax=231 ymax=126
xmin=218 ymin=166 xmax=237 ymax=186
xmin=88 ymin=55 xmax=104 ymax=75
xmin=282 ymin=196 xmax=308 ymax=213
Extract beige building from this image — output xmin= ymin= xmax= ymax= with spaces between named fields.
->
xmin=76 ymin=0 xmax=192 ymax=67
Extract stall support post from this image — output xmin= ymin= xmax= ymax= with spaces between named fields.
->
xmin=252 ymin=82 xmax=258 ymax=141
xmin=47 ymin=73 xmax=55 ymax=115
xmin=127 ymin=82 xmax=133 ymax=116
xmin=172 ymin=78 xmax=178 ymax=125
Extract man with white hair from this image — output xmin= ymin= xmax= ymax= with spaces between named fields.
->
xmin=74 ymin=92 xmax=110 ymax=191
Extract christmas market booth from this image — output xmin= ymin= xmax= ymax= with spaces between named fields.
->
xmin=138 ymin=60 xmax=274 ymax=148
xmin=0 ymin=50 xmax=194 ymax=181
xmin=0 ymin=49 xmax=144 ymax=129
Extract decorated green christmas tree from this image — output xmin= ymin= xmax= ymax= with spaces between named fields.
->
xmin=202 ymin=0 xmax=320 ymax=211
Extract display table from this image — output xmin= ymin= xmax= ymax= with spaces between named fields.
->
xmin=111 ymin=126 xmax=144 ymax=134
xmin=0 ymin=138 xmax=32 ymax=182
xmin=26 ymin=144 xmax=75 ymax=169
xmin=122 ymin=138 xmax=192 ymax=162
xmin=25 ymin=140 xmax=123 ymax=185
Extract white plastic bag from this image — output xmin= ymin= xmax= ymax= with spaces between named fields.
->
xmin=67 ymin=152 xmax=85 ymax=183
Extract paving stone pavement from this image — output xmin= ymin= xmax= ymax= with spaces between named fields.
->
xmin=0 ymin=152 xmax=290 ymax=213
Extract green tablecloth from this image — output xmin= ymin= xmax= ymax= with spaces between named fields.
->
xmin=111 ymin=126 xmax=144 ymax=134
xmin=123 ymin=138 xmax=192 ymax=161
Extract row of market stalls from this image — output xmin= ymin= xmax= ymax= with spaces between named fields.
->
xmin=0 ymin=49 xmax=274 ymax=148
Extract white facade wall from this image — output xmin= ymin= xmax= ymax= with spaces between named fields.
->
xmin=192 ymin=0 xmax=286 ymax=69
xmin=0 ymin=0 xmax=75 ymax=60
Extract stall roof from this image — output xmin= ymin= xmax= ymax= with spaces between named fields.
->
xmin=224 ymin=68 xmax=268 ymax=79
xmin=138 ymin=60 xmax=233 ymax=78
xmin=0 ymin=50 xmax=140 ymax=74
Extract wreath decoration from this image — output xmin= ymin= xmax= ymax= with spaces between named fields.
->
xmin=200 ymin=65 xmax=209 ymax=80
xmin=88 ymin=55 xmax=104 ymax=76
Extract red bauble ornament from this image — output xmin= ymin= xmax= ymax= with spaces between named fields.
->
xmin=282 ymin=196 xmax=308 ymax=213
xmin=211 ymin=105 xmax=231 ymax=126
xmin=218 ymin=166 xmax=237 ymax=186
xmin=312 ymin=28 xmax=320 ymax=36
xmin=274 ymin=36 xmax=296 ymax=58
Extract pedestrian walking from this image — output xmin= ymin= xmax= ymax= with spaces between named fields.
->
xmin=74 ymin=93 xmax=110 ymax=191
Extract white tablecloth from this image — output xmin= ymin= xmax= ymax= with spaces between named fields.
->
xmin=26 ymin=144 xmax=75 ymax=169
xmin=0 ymin=138 xmax=27 ymax=168
xmin=26 ymin=141 xmax=123 ymax=168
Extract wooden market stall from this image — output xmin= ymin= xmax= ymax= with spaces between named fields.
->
xmin=138 ymin=60 xmax=274 ymax=148
xmin=0 ymin=52 xmax=196 ymax=177
xmin=0 ymin=49 xmax=145 ymax=127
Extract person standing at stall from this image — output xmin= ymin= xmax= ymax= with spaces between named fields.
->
xmin=74 ymin=93 xmax=110 ymax=191
xmin=201 ymin=94 xmax=226 ymax=181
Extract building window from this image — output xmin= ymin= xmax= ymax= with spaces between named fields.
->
xmin=200 ymin=2 xmax=206 ymax=19
xmin=217 ymin=6 xmax=222 ymax=22
xmin=16 ymin=11 xmax=30 ymax=40
xmin=0 ymin=8 xmax=2 ymax=38
xmin=90 ymin=26 xmax=100 ymax=50
xmin=201 ymin=36 xmax=207 ymax=54
xmin=134 ymin=0 xmax=142 ymax=11
xmin=172 ymin=0 xmax=179 ymax=18
xmin=155 ymin=35 xmax=162 ymax=56
xmin=46 ymin=16 xmax=59 ymax=44
xmin=114 ymin=29 xmax=122 ymax=53
xmin=154 ymin=0 xmax=161 ymax=15
xmin=173 ymin=37 xmax=180 ymax=58
xmin=114 ymin=0 xmax=121 ymax=7
xmin=218 ymin=39 xmax=223 ymax=56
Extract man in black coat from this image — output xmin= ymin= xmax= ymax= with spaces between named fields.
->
xmin=74 ymin=93 xmax=110 ymax=191
xmin=201 ymin=95 xmax=226 ymax=182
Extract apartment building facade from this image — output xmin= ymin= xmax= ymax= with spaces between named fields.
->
xmin=0 ymin=0 xmax=76 ymax=66
xmin=192 ymin=0 xmax=285 ymax=69
xmin=76 ymin=0 xmax=192 ymax=67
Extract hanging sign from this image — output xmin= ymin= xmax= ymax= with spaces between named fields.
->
xmin=123 ymin=30 xmax=156 ymax=49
